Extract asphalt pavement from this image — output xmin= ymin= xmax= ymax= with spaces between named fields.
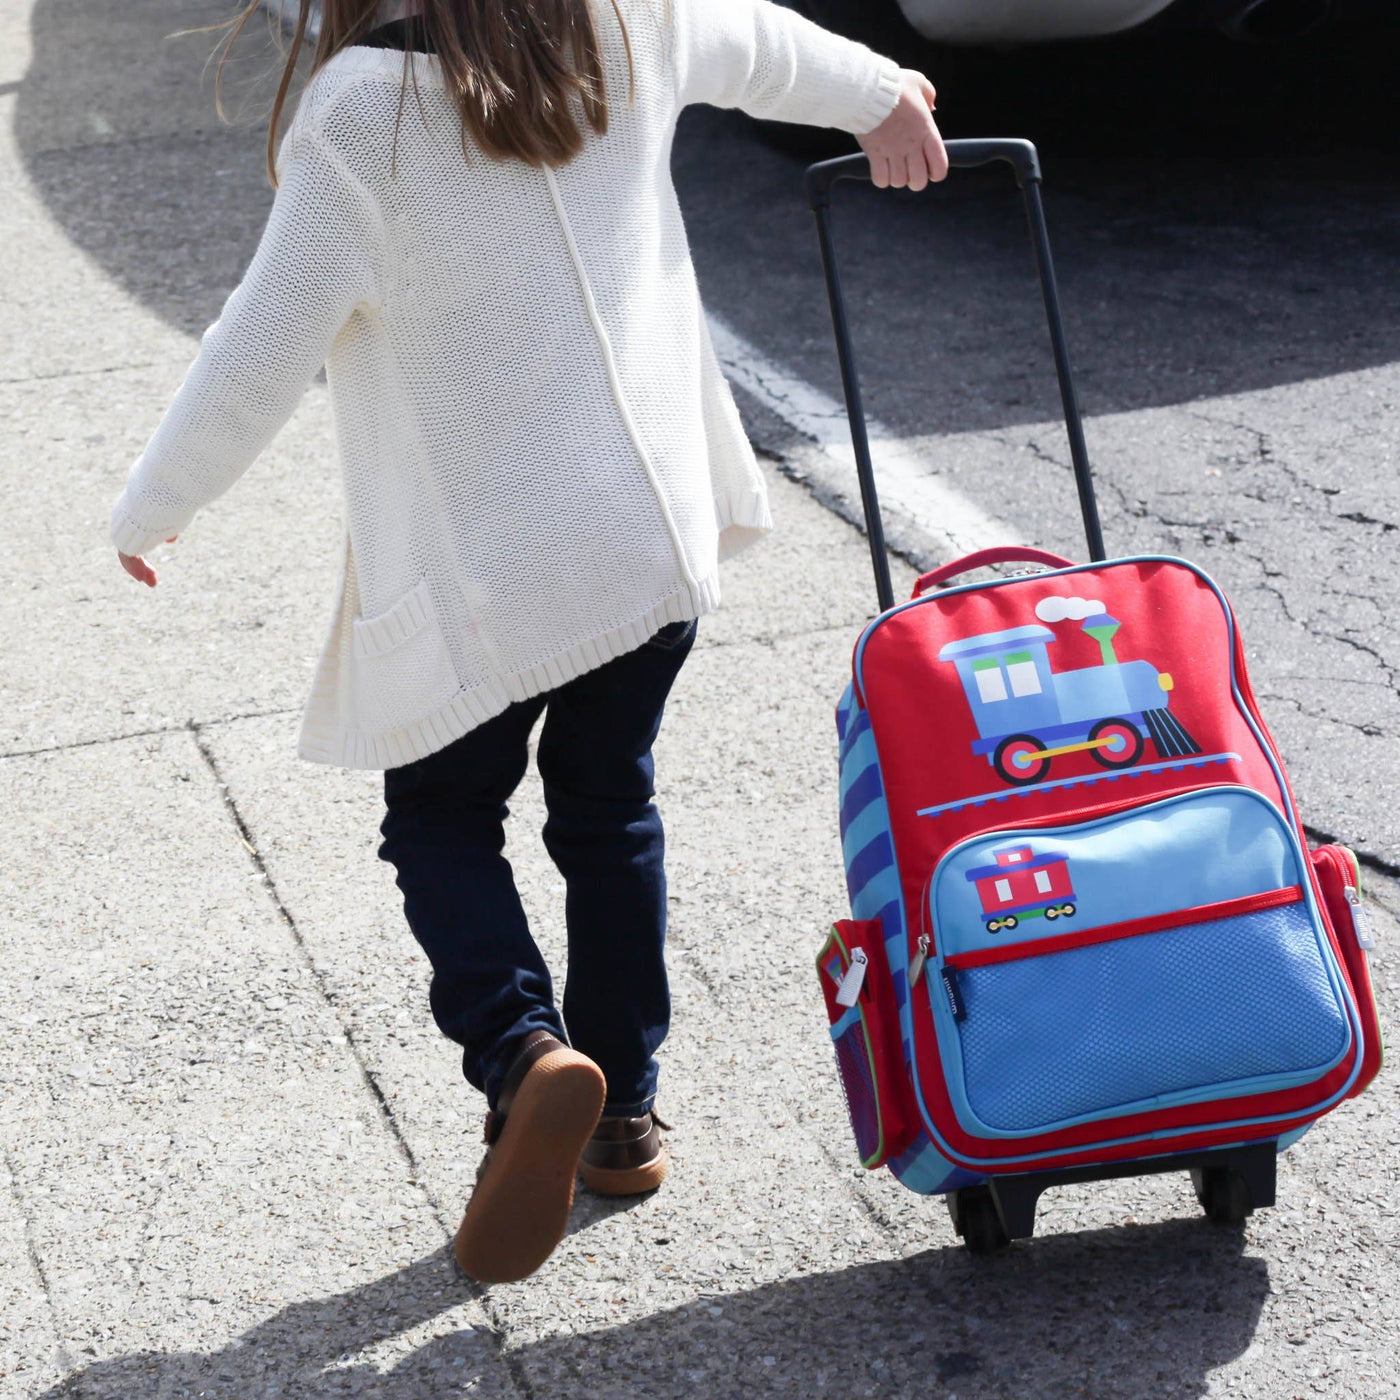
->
xmin=1 ymin=3 xmax=1396 ymax=1398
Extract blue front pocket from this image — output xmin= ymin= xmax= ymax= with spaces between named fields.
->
xmin=950 ymin=898 xmax=1349 ymax=1132
xmin=926 ymin=788 xmax=1353 ymax=1137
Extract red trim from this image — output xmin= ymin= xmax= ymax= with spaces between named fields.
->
xmin=912 ymin=547 xmax=1075 ymax=598
xmin=975 ymin=1115 xmax=1319 ymax=1175
xmin=1309 ymin=845 xmax=1383 ymax=1100
xmin=943 ymin=886 xmax=1305 ymax=970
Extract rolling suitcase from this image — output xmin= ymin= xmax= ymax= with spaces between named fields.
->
xmin=808 ymin=140 xmax=1382 ymax=1252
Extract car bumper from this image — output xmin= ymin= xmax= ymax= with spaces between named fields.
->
xmin=895 ymin=0 xmax=1180 ymax=42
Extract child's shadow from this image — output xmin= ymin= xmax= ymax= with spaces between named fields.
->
xmin=42 ymin=1218 xmax=1269 ymax=1399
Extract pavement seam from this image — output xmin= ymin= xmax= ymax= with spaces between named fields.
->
xmin=0 ymin=360 xmax=159 ymax=387
xmin=184 ymin=719 xmax=539 ymax=1400
xmin=1 ymin=1138 xmax=67 ymax=1390
xmin=18 ymin=120 xmax=257 ymax=167
xmin=668 ymin=938 xmax=947 ymax=1291
xmin=0 ymin=706 xmax=303 ymax=763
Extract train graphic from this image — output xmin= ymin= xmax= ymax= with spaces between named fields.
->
xmin=966 ymin=844 xmax=1076 ymax=933
xmin=938 ymin=602 xmax=1202 ymax=786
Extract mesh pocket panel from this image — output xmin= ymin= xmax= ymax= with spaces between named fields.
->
xmin=833 ymin=1020 xmax=881 ymax=1164
xmin=955 ymin=901 xmax=1349 ymax=1133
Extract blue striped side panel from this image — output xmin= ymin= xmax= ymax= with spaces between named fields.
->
xmin=846 ymin=831 xmax=895 ymax=907
xmin=839 ymin=764 xmax=884 ymax=840
xmin=837 ymin=684 xmax=942 ymax=1181
xmin=838 ymin=699 xmax=874 ymax=770
xmin=888 ymin=1133 xmax=983 ymax=1196
xmin=835 ymin=683 xmax=856 ymax=746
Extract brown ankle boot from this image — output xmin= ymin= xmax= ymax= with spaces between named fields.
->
xmin=453 ymin=1031 xmax=606 ymax=1284
xmin=578 ymin=1110 xmax=669 ymax=1196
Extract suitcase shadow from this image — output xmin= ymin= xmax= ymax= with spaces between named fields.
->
xmin=35 ymin=1220 xmax=1267 ymax=1399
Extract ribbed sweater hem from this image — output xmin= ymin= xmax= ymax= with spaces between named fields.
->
xmin=296 ymin=570 xmax=722 ymax=771
xmin=111 ymin=508 xmax=181 ymax=558
xmin=848 ymin=59 xmax=903 ymax=136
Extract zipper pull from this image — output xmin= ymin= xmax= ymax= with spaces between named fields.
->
xmin=941 ymin=967 xmax=968 ymax=1023
xmin=1344 ymin=886 xmax=1377 ymax=950
xmin=834 ymin=948 xmax=869 ymax=1007
xmin=908 ymin=935 xmax=930 ymax=989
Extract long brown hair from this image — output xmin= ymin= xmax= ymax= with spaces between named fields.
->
xmin=208 ymin=1 xmax=635 ymax=185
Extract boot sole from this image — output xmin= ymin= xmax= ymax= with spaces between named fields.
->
xmin=454 ymin=1049 xmax=606 ymax=1284
xmin=578 ymin=1145 xmax=669 ymax=1197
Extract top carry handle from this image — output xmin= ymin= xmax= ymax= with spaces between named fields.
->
xmin=806 ymin=138 xmax=1106 ymax=614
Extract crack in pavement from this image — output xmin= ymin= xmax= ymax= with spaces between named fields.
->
xmin=0 ymin=361 xmax=160 ymax=387
xmin=670 ymin=936 xmax=959 ymax=1320
xmin=1234 ymin=547 xmax=1399 ymax=701
xmin=1186 ymin=407 xmax=1400 ymax=533
xmin=184 ymin=720 xmax=540 ymax=1400
xmin=1258 ymin=689 xmax=1386 ymax=739
xmin=1 ymin=1138 xmax=64 ymax=1387
xmin=0 ymin=706 xmax=303 ymax=763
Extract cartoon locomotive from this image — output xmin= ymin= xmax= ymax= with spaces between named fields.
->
xmin=938 ymin=601 xmax=1201 ymax=786
xmin=966 ymin=844 xmax=1076 ymax=932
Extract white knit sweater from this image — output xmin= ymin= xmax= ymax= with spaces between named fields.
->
xmin=110 ymin=0 xmax=901 ymax=769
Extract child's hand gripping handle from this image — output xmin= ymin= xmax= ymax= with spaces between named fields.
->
xmin=806 ymin=136 xmax=1105 ymax=617
xmin=805 ymin=138 xmax=1042 ymax=207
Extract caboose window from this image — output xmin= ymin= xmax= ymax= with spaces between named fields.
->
xmin=973 ymin=658 xmax=1008 ymax=704
xmin=1004 ymin=651 xmax=1043 ymax=698
xmin=1034 ymin=869 xmax=1053 ymax=894
xmin=994 ymin=878 xmax=1013 ymax=903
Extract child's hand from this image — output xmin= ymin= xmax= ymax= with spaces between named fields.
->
xmin=857 ymin=69 xmax=947 ymax=192
xmin=118 ymin=536 xmax=178 ymax=588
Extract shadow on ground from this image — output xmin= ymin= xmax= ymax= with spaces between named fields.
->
xmin=673 ymin=102 xmax=1400 ymax=437
xmin=15 ymin=0 xmax=1400 ymax=443
xmin=40 ymin=1219 xmax=1269 ymax=1399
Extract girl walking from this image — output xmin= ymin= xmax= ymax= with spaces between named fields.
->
xmin=112 ymin=0 xmax=946 ymax=1283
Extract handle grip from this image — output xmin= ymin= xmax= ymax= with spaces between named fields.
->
xmin=806 ymin=134 xmax=1106 ymax=615
xmin=806 ymin=139 xmax=1042 ymax=208
xmin=911 ymin=546 xmax=1075 ymax=598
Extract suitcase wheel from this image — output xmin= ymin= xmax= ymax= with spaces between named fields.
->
xmin=1191 ymin=1165 xmax=1253 ymax=1227
xmin=947 ymin=1186 xmax=1012 ymax=1255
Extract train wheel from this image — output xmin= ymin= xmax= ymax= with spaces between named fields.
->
xmin=1045 ymin=906 xmax=1060 ymax=920
xmin=1060 ymin=903 xmax=1076 ymax=918
xmin=1088 ymin=718 xmax=1144 ymax=770
xmin=993 ymin=734 xmax=1051 ymax=785
xmin=1002 ymin=916 xmax=1018 ymax=930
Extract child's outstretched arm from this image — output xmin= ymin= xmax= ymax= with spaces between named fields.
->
xmin=111 ymin=91 xmax=386 ymax=586
xmin=673 ymin=0 xmax=946 ymax=188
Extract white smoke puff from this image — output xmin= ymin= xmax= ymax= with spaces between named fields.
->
xmin=1035 ymin=596 xmax=1106 ymax=623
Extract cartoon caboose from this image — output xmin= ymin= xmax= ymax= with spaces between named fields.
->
xmin=938 ymin=612 xmax=1201 ymax=786
xmin=966 ymin=845 xmax=1076 ymax=932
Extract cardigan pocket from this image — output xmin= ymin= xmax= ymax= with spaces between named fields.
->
xmin=350 ymin=578 xmax=462 ymax=734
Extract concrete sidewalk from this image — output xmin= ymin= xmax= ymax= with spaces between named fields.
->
xmin=1 ymin=3 xmax=1395 ymax=1397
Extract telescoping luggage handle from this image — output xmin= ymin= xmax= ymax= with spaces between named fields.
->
xmin=806 ymin=138 xmax=1106 ymax=614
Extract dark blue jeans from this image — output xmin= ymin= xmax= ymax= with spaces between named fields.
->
xmin=376 ymin=618 xmax=697 ymax=1117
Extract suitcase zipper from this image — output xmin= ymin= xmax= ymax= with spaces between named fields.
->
xmin=834 ymin=947 xmax=869 ymax=1006
xmin=1344 ymin=885 xmax=1376 ymax=950
xmin=908 ymin=934 xmax=930 ymax=988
